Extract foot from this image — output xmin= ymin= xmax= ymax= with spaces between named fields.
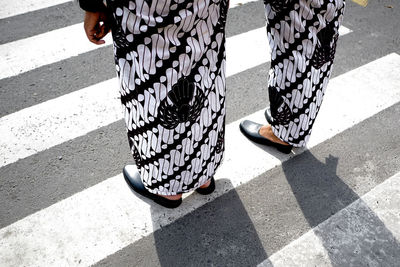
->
xmin=160 ymin=194 xmax=182 ymax=200
xmin=258 ymin=124 xmax=290 ymax=146
xmin=196 ymin=177 xmax=216 ymax=195
xmin=199 ymin=179 xmax=212 ymax=189
xmin=123 ymin=165 xmax=182 ymax=208
xmin=239 ymin=120 xmax=293 ymax=154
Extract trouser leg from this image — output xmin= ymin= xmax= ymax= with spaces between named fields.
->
xmin=107 ymin=0 xmax=229 ymax=195
xmin=264 ymin=0 xmax=345 ymax=147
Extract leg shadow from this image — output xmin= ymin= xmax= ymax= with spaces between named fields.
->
xmin=281 ymin=151 xmax=400 ymax=266
xmin=151 ymin=178 xmax=268 ymax=267
xmin=94 ymin=178 xmax=268 ymax=266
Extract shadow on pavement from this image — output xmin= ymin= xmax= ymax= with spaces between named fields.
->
xmin=94 ymin=178 xmax=268 ymax=266
xmin=280 ymin=151 xmax=400 ymax=266
xmin=95 ymin=150 xmax=400 ymax=266
xmin=151 ymin=178 xmax=268 ymax=266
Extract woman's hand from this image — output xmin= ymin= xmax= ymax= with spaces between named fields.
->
xmin=83 ymin=11 xmax=110 ymax=45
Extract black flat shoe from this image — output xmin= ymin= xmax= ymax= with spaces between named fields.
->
xmin=123 ymin=165 xmax=182 ymax=209
xmin=264 ymin=108 xmax=273 ymax=124
xmin=239 ymin=120 xmax=293 ymax=154
xmin=195 ymin=177 xmax=216 ymax=195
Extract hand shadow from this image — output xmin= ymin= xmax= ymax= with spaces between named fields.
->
xmin=280 ymin=151 xmax=400 ymax=266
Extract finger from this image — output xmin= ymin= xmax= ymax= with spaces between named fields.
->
xmin=95 ymin=24 xmax=110 ymax=40
xmin=87 ymin=30 xmax=105 ymax=45
xmin=91 ymin=35 xmax=106 ymax=45
xmin=83 ymin=11 xmax=109 ymax=45
xmin=84 ymin=23 xmax=99 ymax=44
xmin=89 ymin=23 xmax=106 ymax=44
xmin=83 ymin=12 xmax=103 ymax=44
xmin=95 ymin=24 xmax=106 ymax=39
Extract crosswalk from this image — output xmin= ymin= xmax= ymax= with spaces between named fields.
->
xmin=258 ymin=172 xmax=400 ymax=267
xmin=0 ymin=0 xmax=258 ymax=20
xmin=0 ymin=25 xmax=351 ymax=167
xmin=1 ymin=0 xmax=399 ymax=266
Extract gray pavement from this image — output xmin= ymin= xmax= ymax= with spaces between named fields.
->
xmin=1 ymin=0 xmax=400 ymax=266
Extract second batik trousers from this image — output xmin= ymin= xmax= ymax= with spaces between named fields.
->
xmin=264 ymin=0 xmax=345 ymax=147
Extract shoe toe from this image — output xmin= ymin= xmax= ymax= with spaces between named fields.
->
xmin=123 ymin=165 xmax=146 ymax=193
xmin=123 ymin=164 xmax=182 ymax=209
xmin=239 ymin=120 xmax=263 ymax=138
xmin=240 ymin=120 xmax=293 ymax=154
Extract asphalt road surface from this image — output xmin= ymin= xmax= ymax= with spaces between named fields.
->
xmin=1 ymin=0 xmax=400 ymax=266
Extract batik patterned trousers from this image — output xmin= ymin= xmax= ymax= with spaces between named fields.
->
xmin=265 ymin=0 xmax=345 ymax=147
xmin=107 ymin=0 xmax=228 ymax=195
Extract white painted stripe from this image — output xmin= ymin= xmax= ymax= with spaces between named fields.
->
xmin=338 ymin=25 xmax=352 ymax=35
xmin=0 ymin=25 xmax=263 ymax=80
xmin=258 ymin=172 xmax=400 ymax=267
xmin=0 ymin=0 xmax=72 ymax=19
xmin=0 ymin=12 xmax=351 ymax=80
xmin=0 ymin=26 xmax=351 ymax=167
xmin=229 ymin=0 xmax=259 ymax=8
xmin=227 ymin=27 xmax=269 ymax=76
xmin=228 ymin=26 xmax=351 ymax=77
xmin=1 ymin=53 xmax=399 ymax=267
xmin=0 ymin=0 xmax=257 ymax=20
xmin=0 ymin=0 xmax=279 ymax=80
xmin=0 ymin=23 xmax=113 ymax=80
xmin=0 ymin=27 xmax=266 ymax=167
xmin=0 ymin=78 xmax=121 ymax=166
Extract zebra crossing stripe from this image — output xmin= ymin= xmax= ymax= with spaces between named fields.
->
xmin=0 ymin=0 xmax=72 ymax=19
xmin=0 ymin=16 xmax=351 ymax=80
xmin=230 ymin=0 xmax=260 ymax=8
xmin=0 ymin=23 xmax=112 ymax=80
xmin=0 ymin=0 xmax=259 ymax=20
xmin=1 ymin=53 xmax=399 ymax=267
xmin=258 ymin=171 xmax=400 ymax=267
xmin=0 ymin=26 xmax=352 ymax=168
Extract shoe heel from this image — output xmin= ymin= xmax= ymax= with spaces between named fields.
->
xmin=196 ymin=178 xmax=215 ymax=195
xmin=277 ymin=145 xmax=292 ymax=154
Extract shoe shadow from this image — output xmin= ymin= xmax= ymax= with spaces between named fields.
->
xmin=93 ymin=178 xmax=269 ymax=266
xmin=278 ymin=151 xmax=400 ymax=266
xmin=150 ymin=178 xmax=268 ymax=267
xmin=250 ymin=141 xmax=295 ymax=162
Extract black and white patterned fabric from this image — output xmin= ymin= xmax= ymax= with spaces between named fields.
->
xmin=106 ymin=0 xmax=228 ymax=196
xmin=264 ymin=0 xmax=345 ymax=147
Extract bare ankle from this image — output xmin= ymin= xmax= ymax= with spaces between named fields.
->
xmin=259 ymin=125 xmax=289 ymax=145
xmin=200 ymin=179 xmax=211 ymax=189
xmin=160 ymin=194 xmax=182 ymax=200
